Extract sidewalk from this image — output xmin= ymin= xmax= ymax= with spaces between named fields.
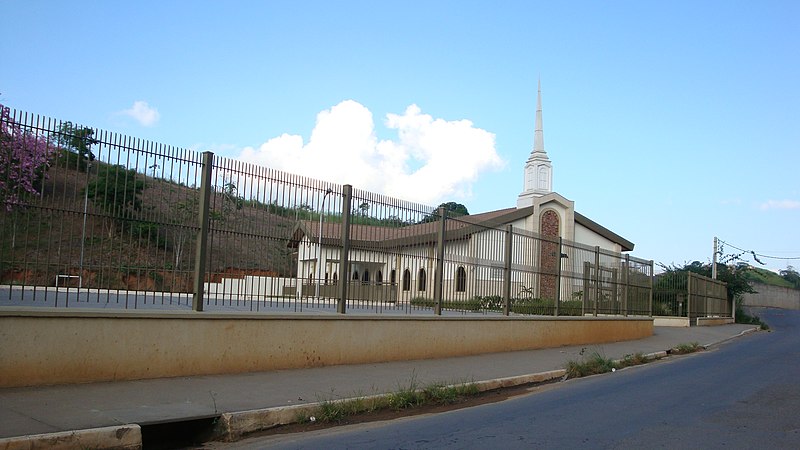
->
xmin=0 ymin=323 xmax=759 ymax=448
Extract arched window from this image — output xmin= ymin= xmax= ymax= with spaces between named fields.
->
xmin=418 ymin=268 xmax=427 ymax=291
xmin=376 ymin=270 xmax=383 ymax=284
xmin=363 ymin=270 xmax=370 ymax=284
xmin=390 ymin=269 xmax=396 ymax=285
xmin=324 ymin=272 xmax=329 ymax=285
xmin=308 ymin=272 xmax=314 ymax=285
xmin=352 ymin=271 xmax=359 ymax=281
xmin=538 ymin=166 xmax=549 ymax=190
xmin=456 ymin=266 xmax=467 ymax=292
xmin=332 ymin=272 xmax=338 ymax=284
xmin=402 ymin=269 xmax=411 ymax=291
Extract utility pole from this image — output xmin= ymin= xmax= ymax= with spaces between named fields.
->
xmin=712 ymin=236 xmax=718 ymax=280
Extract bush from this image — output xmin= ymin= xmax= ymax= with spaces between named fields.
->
xmin=410 ymin=296 xmax=584 ymax=315
xmin=410 ymin=297 xmax=482 ymax=312
xmin=735 ymin=305 xmax=769 ymax=330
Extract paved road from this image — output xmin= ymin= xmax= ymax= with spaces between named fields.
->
xmin=221 ymin=308 xmax=798 ymax=449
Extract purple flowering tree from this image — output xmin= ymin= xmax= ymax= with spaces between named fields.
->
xmin=0 ymin=104 xmax=54 ymax=211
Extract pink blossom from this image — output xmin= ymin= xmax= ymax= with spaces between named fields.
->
xmin=0 ymin=104 xmax=55 ymax=211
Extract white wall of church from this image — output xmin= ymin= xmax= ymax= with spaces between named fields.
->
xmin=574 ymin=223 xmax=623 ymax=253
xmin=295 ymin=212 xmax=627 ymax=302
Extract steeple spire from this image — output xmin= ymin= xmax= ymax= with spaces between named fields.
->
xmin=533 ymin=78 xmax=545 ymax=155
xmin=517 ymin=78 xmax=553 ymax=208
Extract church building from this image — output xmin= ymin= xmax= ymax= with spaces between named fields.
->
xmin=290 ymin=81 xmax=634 ymax=302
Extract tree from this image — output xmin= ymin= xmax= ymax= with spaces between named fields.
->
xmin=218 ymin=180 xmax=244 ymax=215
xmin=419 ymin=202 xmax=470 ymax=223
xmin=170 ymin=194 xmax=199 ymax=270
xmin=53 ymin=122 xmax=98 ymax=171
xmin=780 ymin=266 xmax=800 ymax=289
xmin=85 ymin=165 xmax=145 ymax=237
xmin=168 ymin=180 xmax=242 ymax=270
xmin=0 ymin=104 xmax=54 ymax=211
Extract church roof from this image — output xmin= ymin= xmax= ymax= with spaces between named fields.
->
xmin=290 ymin=206 xmax=634 ymax=252
xmin=574 ymin=212 xmax=634 ymax=252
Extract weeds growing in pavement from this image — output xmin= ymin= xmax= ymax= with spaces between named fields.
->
xmin=565 ymin=347 xmax=685 ymax=379
xmin=300 ymin=378 xmax=481 ymax=424
xmin=671 ymin=342 xmax=703 ymax=355
xmin=616 ymin=352 xmax=649 ymax=369
xmin=565 ymin=350 xmax=616 ymax=378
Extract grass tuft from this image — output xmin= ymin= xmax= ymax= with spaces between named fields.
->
xmin=617 ymin=352 xmax=649 ymax=368
xmin=565 ymin=351 xmax=615 ymax=378
xmin=306 ymin=379 xmax=481 ymax=423
xmin=671 ymin=342 xmax=702 ymax=355
xmin=565 ymin=349 xmax=668 ymax=379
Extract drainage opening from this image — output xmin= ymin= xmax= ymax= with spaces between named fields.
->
xmin=140 ymin=416 xmax=219 ymax=450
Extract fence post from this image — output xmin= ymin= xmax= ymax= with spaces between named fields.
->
xmin=555 ymin=237 xmax=562 ymax=317
xmin=192 ymin=151 xmax=214 ymax=312
xmin=434 ymin=206 xmax=446 ymax=316
xmin=611 ymin=268 xmax=619 ymax=315
xmin=503 ymin=225 xmax=513 ymax=316
xmin=594 ymin=246 xmax=600 ymax=317
xmin=337 ymin=185 xmax=352 ymax=314
xmin=582 ymin=261 xmax=590 ymax=316
xmin=648 ymin=260 xmax=654 ymax=317
xmin=623 ymin=254 xmax=630 ymax=317
xmin=687 ymin=272 xmax=693 ymax=322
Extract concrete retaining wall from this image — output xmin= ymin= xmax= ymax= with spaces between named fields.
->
xmin=653 ymin=316 xmax=690 ymax=327
xmin=696 ymin=317 xmax=734 ymax=326
xmin=0 ymin=308 xmax=652 ymax=388
xmin=742 ymin=282 xmax=800 ymax=310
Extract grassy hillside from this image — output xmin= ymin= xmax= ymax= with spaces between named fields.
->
xmin=0 ymin=157 xmax=298 ymax=290
xmin=743 ymin=266 xmax=795 ymax=289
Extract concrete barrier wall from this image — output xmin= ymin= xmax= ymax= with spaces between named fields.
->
xmin=0 ymin=308 xmax=652 ymax=388
xmin=696 ymin=317 xmax=734 ymax=326
xmin=653 ymin=317 xmax=690 ymax=327
xmin=742 ymin=282 xmax=800 ymax=310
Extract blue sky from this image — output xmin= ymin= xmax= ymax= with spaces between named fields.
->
xmin=2 ymin=0 xmax=798 ymax=272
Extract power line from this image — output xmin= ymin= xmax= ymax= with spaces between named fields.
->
xmin=718 ymin=239 xmax=800 ymax=261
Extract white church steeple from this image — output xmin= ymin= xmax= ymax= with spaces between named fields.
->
xmin=517 ymin=79 xmax=553 ymax=208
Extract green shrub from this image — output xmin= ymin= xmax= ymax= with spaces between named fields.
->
xmin=410 ymin=297 xmax=482 ymax=312
xmin=411 ymin=296 xmax=584 ymax=315
xmin=565 ymin=351 xmax=615 ymax=378
xmin=736 ymin=304 xmax=770 ymax=330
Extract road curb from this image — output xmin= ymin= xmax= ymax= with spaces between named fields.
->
xmin=212 ymin=369 xmax=569 ymax=441
xmin=0 ymin=424 xmax=141 ymax=450
xmin=702 ymin=326 xmax=760 ymax=349
xmin=212 ymin=350 xmax=697 ymax=441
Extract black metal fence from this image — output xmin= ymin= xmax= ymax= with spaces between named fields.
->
xmin=1 ymin=105 xmax=655 ymax=315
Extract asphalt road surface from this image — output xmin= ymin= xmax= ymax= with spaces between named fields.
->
xmin=217 ymin=308 xmax=800 ymax=449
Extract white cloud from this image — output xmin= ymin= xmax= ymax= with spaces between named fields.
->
xmin=760 ymin=199 xmax=800 ymax=210
xmin=238 ymin=100 xmax=504 ymax=205
xmin=120 ymin=101 xmax=160 ymax=127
